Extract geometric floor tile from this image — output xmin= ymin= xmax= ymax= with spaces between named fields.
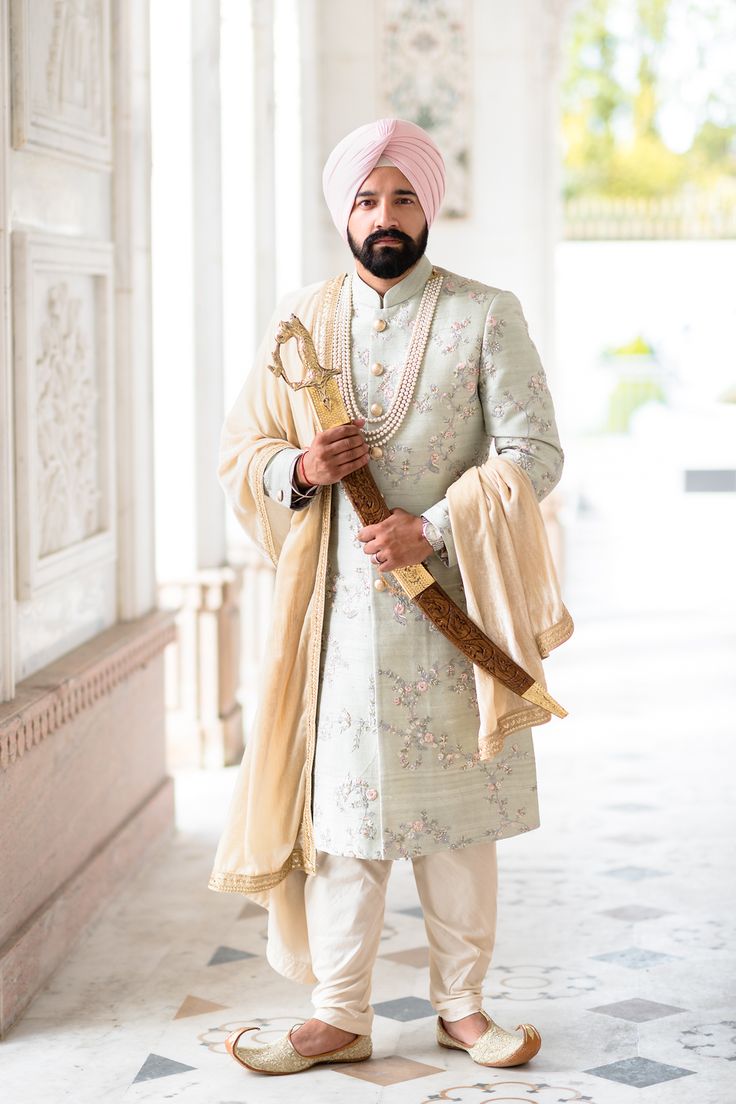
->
xmin=487 ymin=963 xmax=599 ymax=1001
xmin=591 ymin=946 xmax=680 ymax=970
xmin=679 ymin=1020 xmax=736 ymax=1061
xmin=373 ymin=996 xmax=436 ymax=1021
xmin=174 ymin=994 xmax=229 ymax=1019
xmin=207 ymin=945 xmax=257 ymax=966
xmin=584 ymin=1055 xmax=696 ymax=1087
xmin=395 ymin=906 xmax=424 ymax=919
xmin=589 ymin=998 xmax=687 ymax=1022
xmin=600 ymin=905 xmax=671 ymax=922
xmin=381 ymin=946 xmax=430 ymax=968
xmin=132 ymin=1054 xmax=197 ymax=1083
xmin=333 ymin=1055 xmax=445 ymax=1085
xmin=603 ymin=866 xmax=668 ymax=881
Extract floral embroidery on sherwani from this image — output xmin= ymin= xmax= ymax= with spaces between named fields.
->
xmin=304 ymin=255 xmax=562 ymax=860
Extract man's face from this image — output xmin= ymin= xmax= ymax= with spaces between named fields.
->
xmin=347 ymin=166 xmax=428 ymax=279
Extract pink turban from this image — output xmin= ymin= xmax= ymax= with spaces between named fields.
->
xmin=322 ymin=118 xmax=446 ymax=242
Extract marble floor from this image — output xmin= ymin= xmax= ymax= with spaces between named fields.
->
xmin=2 ymin=608 xmax=734 ymax=1104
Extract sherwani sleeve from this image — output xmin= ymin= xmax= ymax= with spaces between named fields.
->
xmin=422 ymin=288 xmax=564 ymax=570
xmin=263 ymin=447 xmax=320 ymax=510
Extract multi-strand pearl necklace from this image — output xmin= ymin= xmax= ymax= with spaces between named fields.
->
xmin=335 ymin=269 xmax=444 ymax=458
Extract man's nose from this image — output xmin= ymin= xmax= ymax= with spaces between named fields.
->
xmin=372 ymin=201 xmax=399 ymax=229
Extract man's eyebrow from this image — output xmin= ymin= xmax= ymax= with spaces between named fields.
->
xmin=355 ymin=188 xmax=418 ymax=197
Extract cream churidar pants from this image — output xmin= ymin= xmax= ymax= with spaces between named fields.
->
xmin=303 ymin=839 xmax=498 ymax=1035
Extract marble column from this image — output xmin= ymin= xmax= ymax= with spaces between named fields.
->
xmin=153 ymin=0 xmax=243 ymax=765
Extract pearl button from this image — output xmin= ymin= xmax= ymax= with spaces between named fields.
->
xmin=374 ymin=577 xmax=387 ymax=591
xmin=373 ymin=318 xmax=387 ymax=332
xmin=370 ymin=445 xmax=383 ymax=459
xmin=371 ymin=362 xmax=384 ymax=376
xmin=370 ymin=402 xmax=383 ymax=416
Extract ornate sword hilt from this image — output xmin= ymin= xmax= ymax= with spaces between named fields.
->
xmin=269 ymin=315 xmax=349 ymax=427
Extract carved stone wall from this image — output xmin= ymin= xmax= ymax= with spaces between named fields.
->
xmin=0 ymin=0 xmax=172 ymax=1039
xmin=309 ymin=0 xmax=573 ymax=374
xmin=12 ymin=232 xmax=115 ymax=602
xmin=379 ymin=0 xmax=471 ymax=218
xmin=10 ymin=0 xmax=112 ymax=166
xmin=2 ymin=0 xmax=157 ymax=688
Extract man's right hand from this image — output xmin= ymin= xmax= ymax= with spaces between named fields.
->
xmin=297 ymin=418 xmax=370 ymax=488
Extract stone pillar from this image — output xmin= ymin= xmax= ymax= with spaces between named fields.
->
xmin=191 ymin=0 xmax=227 ymax=571
xmin=152 ymin=0 xmax=244 ymax=765
xmin=252 ymin=0 xmax=277 ymax=335
xmin=159 ymin=567 xmax=244 ymax=769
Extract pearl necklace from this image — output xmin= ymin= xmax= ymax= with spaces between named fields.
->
xmin=335 ymin=269 xmax=443 ymax=458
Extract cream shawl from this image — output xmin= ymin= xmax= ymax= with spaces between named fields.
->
xmin=208 ymin=276 xmax=572 ymax=985
xmin=208 ymin=279 xmax=335 ymax=983
xmin=447 ymin=459 xmax=573 ymax=761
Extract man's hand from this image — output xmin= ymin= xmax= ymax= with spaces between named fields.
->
xmin=357 ymin=508 xmax=432 ymax=572
xmin=296 ymin=418 xmax=369 ymax=489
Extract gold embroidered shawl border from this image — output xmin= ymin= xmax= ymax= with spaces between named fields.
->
xmin=208 ymin=847 xmax=312 ymax=894
xmin=293 ymin=275 xmax=347 ymax=880
xmin=478 ymin=608 xmax=574 ymax=759
xmin=536 ymin=605 xmax=575 ymax=659
xmin=253 ymin=443 xmax=292 ymax=567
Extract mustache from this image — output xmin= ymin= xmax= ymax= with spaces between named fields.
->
xmin=364 ymin=229 xmax=413 ymax=249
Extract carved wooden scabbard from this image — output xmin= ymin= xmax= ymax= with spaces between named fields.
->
xmin=269 ymin=313 xmax=567 ymax=720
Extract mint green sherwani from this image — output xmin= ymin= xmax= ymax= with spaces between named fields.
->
xmin=263 ymin=255 xmax=563 ymax=860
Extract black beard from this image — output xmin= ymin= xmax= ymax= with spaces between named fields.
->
xmin=347 ymin=224 xmax=428 ymax=278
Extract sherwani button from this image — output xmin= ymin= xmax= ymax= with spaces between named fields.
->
xmin=373 ymin=318 xmax=387 ymax=332
xmin=374 ymin=577 xmax=387 ymax=591
xmin=370 ymin=402 xmax=383 ymax=416
xmin=371 ymin=362 xmax=384 ymax=376
xmin=370 ymin=445 xmax=383 ymax=459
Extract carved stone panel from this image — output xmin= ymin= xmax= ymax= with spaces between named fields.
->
xmin=379 ymin=0 xmax=471 ymax=217
xmin=10 ymin=0 xmax=112 ymax=166
xmin=12 ymin=230 xmax=115 ymax=599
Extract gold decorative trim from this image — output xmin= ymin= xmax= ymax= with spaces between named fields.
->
xmin=521 ymin=680 xmax=567 ymax=718
xmin=253 ymin=442 xmax=290 ymax=567
xmin=392 ymin=562 xmax=434 ymax=599
xmin=536 ymin=605 xmax=575 ymax=658
xmin=294 ymin=277 xmax=344 ymax=873
xmin=208 ymin=847 xmax=312 ymax=894
xmin=319 ymin=274 xmax=347 ymax=378
xmin=0 ymin=611 xmax=177 ymax=772
xmin=478 ymin=703 xmax=552 ymax=760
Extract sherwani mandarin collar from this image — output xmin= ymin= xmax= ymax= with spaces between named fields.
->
xmin=351 ymin=253 xmax=434 ymax=308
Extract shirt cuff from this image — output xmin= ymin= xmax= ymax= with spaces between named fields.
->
xmin=421 ymin=499 xmax=456 ymax=569
xmin=263 ymin=447 xmax=319 ymax=509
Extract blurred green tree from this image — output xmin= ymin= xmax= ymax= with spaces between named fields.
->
xmin=561 ymin=0 xmax=736 ymax=201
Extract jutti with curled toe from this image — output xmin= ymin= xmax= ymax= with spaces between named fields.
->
xmin=225 ymin=1024 xmax=372 ymax=1075
xmin=437 ymin=1009 xmax=541 ymax=1067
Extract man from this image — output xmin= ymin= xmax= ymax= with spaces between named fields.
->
xmin=212 ymin=118 xmax=565 ymax=1076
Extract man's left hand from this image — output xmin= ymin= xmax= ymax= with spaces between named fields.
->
xmin=357 ymin=508 xmax=431 ymax=572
